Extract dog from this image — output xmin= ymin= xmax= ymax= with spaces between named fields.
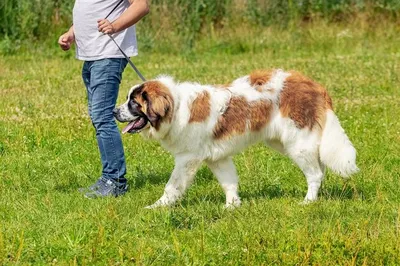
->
xmin=114 ymin=69 xmax=359 ymax=208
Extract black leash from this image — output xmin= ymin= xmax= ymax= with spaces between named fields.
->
xmin=108 ymin=35 xmax=146 ymax=82
xmin=105 ymin=0 xmax=146 ymax=81
xmin=104 ymin=0 xmax=125 ymax=20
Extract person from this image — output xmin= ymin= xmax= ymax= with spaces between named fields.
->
xmin=58 ymin=0 xmax=149 ymax=198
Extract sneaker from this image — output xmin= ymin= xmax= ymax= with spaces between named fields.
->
xmin=83 ymin=178 xmax=129 ymax=198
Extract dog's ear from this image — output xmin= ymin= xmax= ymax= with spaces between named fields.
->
xmin=143 ymin=90 xmax=173 ymax=129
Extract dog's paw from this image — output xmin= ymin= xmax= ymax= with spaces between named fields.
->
xmin=144 ymin=198 xmax=174 ymax=209
xmin=224 ymin=198 xmax=241 ymax=209
xmin=299 ymin=198 xmax=316 ymax=205
xmin=144 ymin=200 xmax=164 ymax=209
xmin=144 ymin=203 xmax=160 ymax=209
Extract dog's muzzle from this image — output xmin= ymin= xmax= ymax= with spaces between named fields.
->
xmin=114 ymin=107 xmax=148 ymax=134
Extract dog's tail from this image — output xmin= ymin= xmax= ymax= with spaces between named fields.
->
xmin=319 ymin=110 xmax=359 ymax=178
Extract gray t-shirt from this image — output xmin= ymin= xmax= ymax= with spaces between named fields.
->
xmin=73 ymin=0 xmax=138 ymax=61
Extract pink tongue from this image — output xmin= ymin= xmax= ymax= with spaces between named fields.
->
xmin=122 ymin=121 xmax=136 ymax=134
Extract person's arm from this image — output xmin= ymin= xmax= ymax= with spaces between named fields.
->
xmin=97 ymin=0 xmax=149 ymax=34
xmin=58 ymin=25 xmax=75 ymax=51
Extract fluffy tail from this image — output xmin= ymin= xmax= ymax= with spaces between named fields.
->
xmin=319 ymin=110 xmax=359 ymax=178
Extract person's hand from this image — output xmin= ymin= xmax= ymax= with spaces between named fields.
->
xmin=58 ymin=29 xmax=75 ymax=51
xmin=97 ymin=19 xmax=116 ymax=34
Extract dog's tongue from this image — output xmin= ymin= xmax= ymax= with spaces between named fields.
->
xmin=122 ymin=121 xmax=136 ymax=134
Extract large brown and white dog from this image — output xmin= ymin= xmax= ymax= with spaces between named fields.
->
xmin=114 ymin=69 xmax=358 ymax=208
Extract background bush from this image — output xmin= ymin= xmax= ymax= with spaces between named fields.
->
xmin=0 ymin=0 xmax=399 ymax=53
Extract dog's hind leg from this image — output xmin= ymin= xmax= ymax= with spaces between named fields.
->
xmin=145 ymin=155 xmax=202 ymax=209
xmin=207 ymin=157 xmax=241 ymax=208
xmin=284 ymin=133 xmax=325 ymax=203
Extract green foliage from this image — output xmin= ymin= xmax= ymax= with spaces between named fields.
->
xmin=0 ymin=0 xmax=73 ymax=40
xmin=0 ymin=35 xmax=20 ymax=54
xmin=175 ymin=0 xmax=231 ymax=49
xmin=0 ymin=21 xmax=400 ymax=264
xmin=1 ymin=0 xmax=400 ymax=53
xmin=245 ymin=0 xmax=400 ymax=26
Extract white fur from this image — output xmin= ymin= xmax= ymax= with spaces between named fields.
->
xmin=320 ymin=110 xmax=359 ymax=177
xmin=117 ymin=71 xmax=358 ymax=208
xmin=265 ymin=69 xmax=291 ymax=95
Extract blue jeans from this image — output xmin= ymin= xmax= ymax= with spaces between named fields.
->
xmin=82 ymin=58 xmax=128 ymax=186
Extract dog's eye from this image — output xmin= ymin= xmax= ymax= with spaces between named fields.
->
xmin=142 ymin=91 xmax=148 ymax=101
xmin=130 ymin=99 xmax=141 ymax=108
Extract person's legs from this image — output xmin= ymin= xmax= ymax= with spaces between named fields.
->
xmin=82 ymin=58 xmax=128 ymax=197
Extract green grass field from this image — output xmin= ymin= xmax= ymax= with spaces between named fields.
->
xmin=1 ymin=23 xmax=400 ymax=264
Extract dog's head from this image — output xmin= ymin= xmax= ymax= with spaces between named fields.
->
xmin=114 ymin=80 xmax=174 ymax=134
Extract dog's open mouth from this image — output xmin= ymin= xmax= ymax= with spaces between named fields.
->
xmin=122 ymin=117 xmax=148 ymax=134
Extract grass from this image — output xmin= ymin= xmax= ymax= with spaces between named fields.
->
xmin=1 ymin=22 xmax=400 ymax=264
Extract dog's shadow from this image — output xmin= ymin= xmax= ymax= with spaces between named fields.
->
xmin=320 ymin=182 xmax=363 ymax=201
xmin=177 ymin=167 xmax=299 ymax=207
xmin=181 ymin=167 xmax=363 ymax=206
xmin=129 ymin=169 xmax=170 ymax=189
xmin=55 ymin=165 xmax=363 ymax=203
xmin=240 ymin=181 xmax=362 ymax=202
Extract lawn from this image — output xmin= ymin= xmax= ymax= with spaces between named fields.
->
xmin=0 ymin=23 xmax=399 ymax=264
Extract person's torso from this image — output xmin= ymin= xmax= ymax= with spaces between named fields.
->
xmin=73 ymin=0 xmax=137 ymax=61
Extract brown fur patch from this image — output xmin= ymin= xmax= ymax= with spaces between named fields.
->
xmin=134 ymin=81 xmax=174 ymax=130
xmin=189 ymin=91 xmax=211 ymax=123
xmin=250 ymin=70 xmax=273 ymax=92
xmin=213 ymin=96 xmax=247 ymax=139
xmin=279 ymin=71 xmax=333 ymax=129
xmin=213 ymin=96 xmax=272 ymax=139
xmin=249 ymin=100 xmax=273 ymax=131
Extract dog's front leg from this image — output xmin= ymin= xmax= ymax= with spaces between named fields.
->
xmin=145 ymin=155 xmax=202 ymax=209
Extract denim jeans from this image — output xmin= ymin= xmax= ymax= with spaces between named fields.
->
xmin=82 ymin=58 xmax=128 ymax=186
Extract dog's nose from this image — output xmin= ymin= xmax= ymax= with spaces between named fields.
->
xmin=112 ymin=108 xmax=118 ymax=116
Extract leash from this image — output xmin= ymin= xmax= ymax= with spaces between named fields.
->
xmin=108 ymin=35 xmax=146 ymax=81
xmin=105 ymin=0 xmax=146 ymax=81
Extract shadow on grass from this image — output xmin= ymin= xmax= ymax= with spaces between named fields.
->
xmin=54 ymin=175 xmax=86 ymax=193
xmin=321 ymin=183 xmax=364 ymax=201
xmin=240 ymin=186 xmax=299 ymax=201
xmin=239 ymin=182 xmax=363 ymax=202
xmin=177 ymin=184 xmax=302 ymax=209
xmin=166 ymin=183 xmax=365 ymax=230
xmin=163 ymin=206 xmax=225 ymax=230
xmin=129 ymin=170 xmax=170 ymax=189
xmin=180 ymin=181 xmax=364 ymax=208
xmin=53 ymin=170 xmax=170 ymax=193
